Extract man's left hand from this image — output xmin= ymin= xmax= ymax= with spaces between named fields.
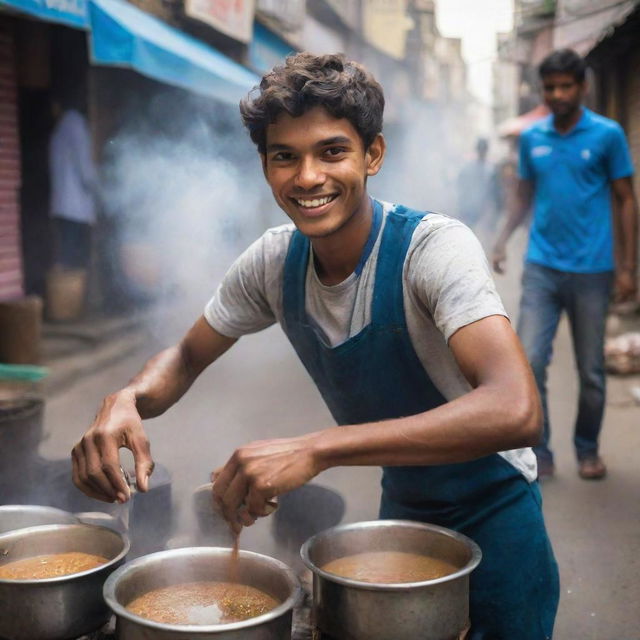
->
xmin=614 ymin=269 xmax=637 ymax=303
xmin=211 ymin=433 xmax=325 ymax=533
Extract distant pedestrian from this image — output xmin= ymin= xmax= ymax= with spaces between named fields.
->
xmin=492 ymin=49 xmax=638 ymax=480
xmin=456 ymin=137 xmax=499 ymax=236
xmin=49 ymin=100 xmax=97 ymax=271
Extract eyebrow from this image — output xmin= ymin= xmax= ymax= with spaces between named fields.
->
xmin=265 ymin=135 xmax=354 ymax=152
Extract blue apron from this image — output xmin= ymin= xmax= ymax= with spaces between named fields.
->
xmin=282 ymin=201 xmax=559 ymax=639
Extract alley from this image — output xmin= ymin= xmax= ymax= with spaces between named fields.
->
xmin=36 ymin=227 xmax=640 ymax=640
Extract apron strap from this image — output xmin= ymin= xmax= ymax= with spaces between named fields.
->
xmin=371 ymin=206 xmax=428 ymax=327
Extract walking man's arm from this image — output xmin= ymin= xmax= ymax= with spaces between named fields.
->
xmin=492 ymin=178 xmax=534 ymax=274
xmin=71 ymin=317 xmax=236 ymax=503
xmin=611 ymin=176 xmax=638 ymax=302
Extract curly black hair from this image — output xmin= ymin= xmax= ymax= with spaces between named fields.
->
xmin=240 ymin=52 xmax=385 ymax=154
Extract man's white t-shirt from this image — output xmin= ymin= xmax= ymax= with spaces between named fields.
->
xmin=205 ymin=200 xmax=537 ymax=482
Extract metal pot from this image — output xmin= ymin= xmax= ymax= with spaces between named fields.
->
xmin=0 ymin=395 xmax=44 ymax=467
xmin=0 ymin=504 xmax=79 ymax=535
xmin=0 ymin=523 xmax=130 ymax=640
xmin=301 ymin=519 xmax=482 ymax=640
xmin=104 ymin=546 xmax=302 ymax=639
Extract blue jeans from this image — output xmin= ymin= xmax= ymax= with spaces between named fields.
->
xmin=517 ymin=262 xmax=613 ymax=462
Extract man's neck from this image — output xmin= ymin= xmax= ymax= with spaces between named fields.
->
xmin=553 ymin=105 xmax=583 ymax=134
xmin=311 ymin=197 xmax=373 ymax=286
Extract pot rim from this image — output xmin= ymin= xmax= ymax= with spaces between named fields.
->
xmin=0 ymin=504 xmax=79 ymax=520
xmin=0 ymin=523 xmax=130 ymax=585
xmin=103 ymin=546 xmax=302 ymax=633
xmin=300 ymin=519 xmax=482 ymax=591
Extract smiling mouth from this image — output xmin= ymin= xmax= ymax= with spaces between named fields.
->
xmin=292 ymin=194 xmax=338 ymax=209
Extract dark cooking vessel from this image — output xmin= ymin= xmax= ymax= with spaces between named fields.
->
xmin=301 ymin=519 xmax=482 ymax=640
xmin=104 ymin=546 xmax=301 ymax=639
xmin=0 ymin=523 xmax=130 ymax=640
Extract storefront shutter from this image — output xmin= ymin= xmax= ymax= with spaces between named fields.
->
xmin=0 ymin=18 xmax=23 ymax=302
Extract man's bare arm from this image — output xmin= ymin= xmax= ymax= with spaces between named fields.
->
xmin=611 ymin=176 xmax=638 ymax=302
xmin=213 ymin=315 xmax=542 ymax=527
xmin=492 ymin=179 xmax=534 ymax=274
xmin=72 ymin=317 xmax=236 ymax=502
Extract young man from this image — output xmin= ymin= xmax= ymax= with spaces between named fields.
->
xmin=73 ymin=53 xmax=558 ymax=638
xmin=492 ymin=49 xmax=638 ymax=480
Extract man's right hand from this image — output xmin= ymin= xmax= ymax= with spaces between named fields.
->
xmin=71 ymin=389 xmax=154 ymax=503
xmin=492 ymin=242 xmax=507 ymax=274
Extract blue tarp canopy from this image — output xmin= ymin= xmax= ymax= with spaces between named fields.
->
xmin=0 ymin=0 xmax=260 ymax=104
xmin=0 ymin=0 xmax=88 ymax=29
xmin=88 ymin=0 xmax=259 ymax=104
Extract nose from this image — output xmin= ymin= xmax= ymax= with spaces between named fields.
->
xmin=294 ymin=156 xmax=325 ymax=191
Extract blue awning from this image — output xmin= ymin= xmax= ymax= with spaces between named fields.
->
xmin=0 ymin=0 xmax=88 ymax=29
xmin=249 ymin=21 xmax=295 ymax=74
xmin=88 ymin=0 xmax=259 ymax=104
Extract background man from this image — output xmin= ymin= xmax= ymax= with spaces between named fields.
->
xmin=49 ymin=97 xmax=97 ymax=273
xmin=492 ymin=48 xmax=638 ymax=480
xmin=73 ymin=53 xmax=558 ymax=638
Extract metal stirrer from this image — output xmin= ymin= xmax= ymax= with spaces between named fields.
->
xmin=118 ymin=467 xmax=137 ymax=531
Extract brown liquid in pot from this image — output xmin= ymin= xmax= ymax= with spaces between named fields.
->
xmin=0 ymin=552 xmax=108 ymax=580
xmin=127 ymin=581 xmax=280 ymax=625
xmin=321 ymin=551 xmax=458 ymax=583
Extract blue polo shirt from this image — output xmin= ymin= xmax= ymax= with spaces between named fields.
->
xmin=519 ymin=107 xmax=634 ymax=273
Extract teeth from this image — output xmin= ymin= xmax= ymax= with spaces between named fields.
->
xmin=296 ymin=196 xmax=333 ymax=208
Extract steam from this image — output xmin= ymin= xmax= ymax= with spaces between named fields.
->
xmin=98 ymin=90 xmax=277 ymax=339
xmin=187 ymin=603 xmax=223 ymax=625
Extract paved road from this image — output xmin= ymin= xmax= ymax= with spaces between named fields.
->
xmin=39 ymin=228 xmax=640 ymax=639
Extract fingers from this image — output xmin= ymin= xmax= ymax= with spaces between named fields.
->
xmin=72 ymin=426 xmax=152 ymax=503
xmin=219 ymin=473 xmax=249 ymax=530
xmin=71 ymin=446 xmax=112 ymax=502
xmin=72 ymin=442 xmax=115 ymax=502
xmin=83 ymin=434 xmax=128 ymax=502
xmin=212 ymin=461 xmax=271 ymax=531
xmin=212 ymin=462 xmax=234 ymax=509
xmin=245 ymin=486 xmax=275 ymax=518
xmin=129 ymin=433 xmax=154 ymax=492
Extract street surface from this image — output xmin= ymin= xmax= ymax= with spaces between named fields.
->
xmin=39 ymin=227 xmax=640 ymax=639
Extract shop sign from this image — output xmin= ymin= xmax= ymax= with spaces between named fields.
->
xmin=184 ymin=0 xmax=255 ymax=43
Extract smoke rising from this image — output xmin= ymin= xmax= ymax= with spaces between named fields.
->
xmin=98 ymin=90 xmax=277 ymax=340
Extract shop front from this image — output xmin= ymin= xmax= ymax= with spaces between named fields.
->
xmin=0 ymin=0 xmax=259 ymax=361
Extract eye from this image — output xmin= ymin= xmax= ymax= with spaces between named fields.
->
xmin=324 ymin=146 xmax=347 ymax=158
xmin=271 ymin=151 xmax=294 ymax=162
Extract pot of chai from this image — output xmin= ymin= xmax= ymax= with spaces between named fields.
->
xmin=301 ymin=519 xmax=482 ymax=640
xmin=0 ymin=523 xmax=130 ymax=640
xmin=103 ymin=546 xmax=302 ymax=639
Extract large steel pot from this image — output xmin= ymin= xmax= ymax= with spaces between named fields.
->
xmin=0 ymin=523 xmax=130 ymax=640
xmin=104 ymin=546 xmax=302 ymax=639
xmin=301 ymin=519 xmax=482 ymax=640
xmin=0 ymin=504 xmax=79 ymax=535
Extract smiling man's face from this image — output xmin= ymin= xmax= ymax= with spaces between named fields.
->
xmin=262 ymin=106 xmax=384 ymax=239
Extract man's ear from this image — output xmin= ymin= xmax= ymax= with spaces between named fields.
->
xmin=365 ymin=134 xmax=386 ymax=177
